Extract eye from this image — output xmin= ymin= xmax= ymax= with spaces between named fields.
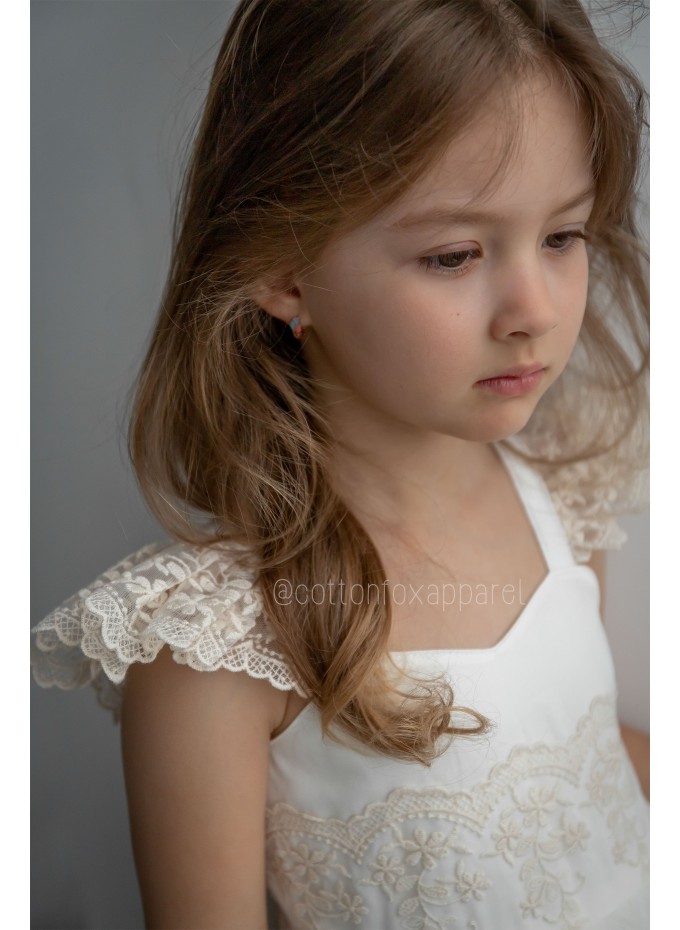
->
xmin=419 ymin=247 xmax=481 ymax=277
xmin=543 ymin=230 xmax=588 ymax=254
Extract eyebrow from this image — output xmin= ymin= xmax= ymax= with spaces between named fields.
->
xmin=387 ymin=186 xmax=596 ymax=231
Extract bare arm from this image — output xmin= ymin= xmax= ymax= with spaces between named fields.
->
xmin=585 ymin=548 xmax=607 ymax=620
xmin=585 ymin=550 xmax=650 ymax=802
xmin=619 ymin=722 xmax=650 ymax=801
xmin=120 ymin=645 xmax=285 ymax=929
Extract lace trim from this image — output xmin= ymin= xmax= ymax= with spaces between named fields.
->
xmin=508 ymin=419 xmax=649 ymax=564
xmin=266 ymin=693 xmax=649 ymax=930
xmin=546 ymin=462 xmax=648 ymax=564
xmin=31 ymin=540 xmax=305 ymax=721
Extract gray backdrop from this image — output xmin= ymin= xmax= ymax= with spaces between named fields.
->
xmin=31 ymin=3 xmax=650 ymax=928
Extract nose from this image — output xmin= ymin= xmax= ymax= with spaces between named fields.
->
xmin=489 ymin=257 xmax=560 ymax=342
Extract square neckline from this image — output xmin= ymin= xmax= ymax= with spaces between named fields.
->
xmin=387 ymin=440 xmax=579 ymax=661
xmin=270 ymin=444 xmax=598 ymax=746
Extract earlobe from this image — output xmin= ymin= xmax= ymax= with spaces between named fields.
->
xmin=288 ymin=316 xmax=304 ymax=340
xmin=251 ymin=283 xmax=310 ymax=340
xmin=250 ymin=280 xmax=309 ymax=335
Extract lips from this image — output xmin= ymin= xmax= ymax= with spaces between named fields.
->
xmin=474 ymin=364 xmax=546 ymax=397
xmin=477 ymin=363 xmax=545 ymax=381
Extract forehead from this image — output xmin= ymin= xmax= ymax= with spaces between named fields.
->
xmin=379 ymin=75 xmax=593 ymax=231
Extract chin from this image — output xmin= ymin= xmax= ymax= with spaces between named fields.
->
xmin=460 ymin=405 xmax=538 ymax=444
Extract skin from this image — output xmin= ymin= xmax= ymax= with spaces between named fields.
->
xmin=120 ymin=70 xmax=648 ymax=930
xmin=122 ymin=646 xmax=281 ymax=929
xmin=258 ymin=73 xmax=650 ymax=798
xmin=259 ymin=74 xmax=594 ymax=528
xmin=259 ymin=74 xmax=596 ymax=653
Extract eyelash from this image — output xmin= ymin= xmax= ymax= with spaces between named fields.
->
xmin=419 ymin=230 xmax=588 ymax=277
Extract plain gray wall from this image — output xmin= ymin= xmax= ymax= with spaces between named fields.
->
xmin=31 ymin=3 xmax=649 ymax=928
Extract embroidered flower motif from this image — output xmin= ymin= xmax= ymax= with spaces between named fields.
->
xmin=453 ymin=861 xmax=491 ymax=902
xmin=315 ymin=882 xmax=369 ymax=924
xmin=335 ymin=889 xmax=369 ymax=924
xmin=268 ymin=693 xmax=649 ymax=930
xmin=402 ymin=829 xmax=449 ymax=869
xmin=490 ymin=812 xmax=524 ymax=864
xmin=582 ymin=728 xmax=650 ymax=870
xmin=483 ymin=780 xmax=589 ymax=927
xmin=370 ymin=853 xmax=405 ymax=888
xmin=279 ymin=842 xmax=334 ymax=884
xmin=519 ymin=783 xmax=562 ymax=827
xmin=557 ymin=817 xmax=590 ymax=854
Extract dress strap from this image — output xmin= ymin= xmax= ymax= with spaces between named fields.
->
xmin=494 ymin=442 xmax=576 ymax=573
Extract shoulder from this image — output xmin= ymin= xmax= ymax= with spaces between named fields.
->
xmin=507 ymin=424 xmax=649 ymax=565
xmin=121 ymin=641 xmax=286 ymax=752
xmin=31 ymin=538 xmax=305 ymax=721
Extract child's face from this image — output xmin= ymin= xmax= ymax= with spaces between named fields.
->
xmin=297 ymin=75 xmax=594 ymax=444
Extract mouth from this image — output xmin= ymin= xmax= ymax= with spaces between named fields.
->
xmin=477 ymin=363 xmax=546 ymax=381
xmin=474 ymin=364 xmax=547 ymax=397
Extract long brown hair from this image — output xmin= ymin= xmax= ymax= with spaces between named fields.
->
xmin=128 ymin=0 xmax=648 ymax=764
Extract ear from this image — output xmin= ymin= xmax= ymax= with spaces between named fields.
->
xmin=250 ymin=279 xmax=311 ymax=331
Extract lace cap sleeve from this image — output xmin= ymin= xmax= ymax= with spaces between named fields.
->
xmin=509 ymin=424 xmax=649 ymax=564
xmin=31 ymin=540 xmax=305 ymax=720
xmin=543 ymin=455 xmax=649 ymax=564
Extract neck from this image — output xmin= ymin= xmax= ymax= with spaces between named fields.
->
xmin=314 ymin=382 xmax=500 ymax=545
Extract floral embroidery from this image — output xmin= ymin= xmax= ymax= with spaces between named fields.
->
xmin=267 ymin=693 xmax=649 ymax=930
xmin=582 ymin=719 xmax=650 ymax=870
xmin=371 ymin=853 xmax=405 ymax=888
xmin=274 ymin=835 xmax=367 ymax=927
xmin=363 ymin=824 xmax=489 ymax=929
xmin=402 ymin=828 xmax=453 ymax=869
xmin=482 ymin=784 xmax=588 ymax=929
xmin=30 ymin=540 xmax=305 ymax=720
xmin=453 ymin=860 xmax=491 ymax=903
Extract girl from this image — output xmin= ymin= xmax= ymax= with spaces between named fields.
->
xmin=31 ymin=1 xmax=650 ymax=928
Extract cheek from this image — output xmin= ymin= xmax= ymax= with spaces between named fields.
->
xmin=306 ymin=271 xmax=399 ymax=360
xmin=557 ymin=252 xmax=589 ymax=334
xmin=307 ymin=258 xmax=405 ymax=352
xmin=302 ymin=272 xmax=402 ymax=407
xmin=344 ymin=281 xmax=475 ymax=371
xmin=303 ymin=269 xmax=475 ymax=406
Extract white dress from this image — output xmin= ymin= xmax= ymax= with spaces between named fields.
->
xmin=31 ymin=443 xmax=650 ymax=930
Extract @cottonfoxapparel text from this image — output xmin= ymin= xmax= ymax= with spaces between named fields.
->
xmin=273 ymin=578 xmax=528 ymax=611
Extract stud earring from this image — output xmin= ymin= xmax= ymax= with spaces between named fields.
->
xmin=288 ymin=316 xmax=304 ymax=340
